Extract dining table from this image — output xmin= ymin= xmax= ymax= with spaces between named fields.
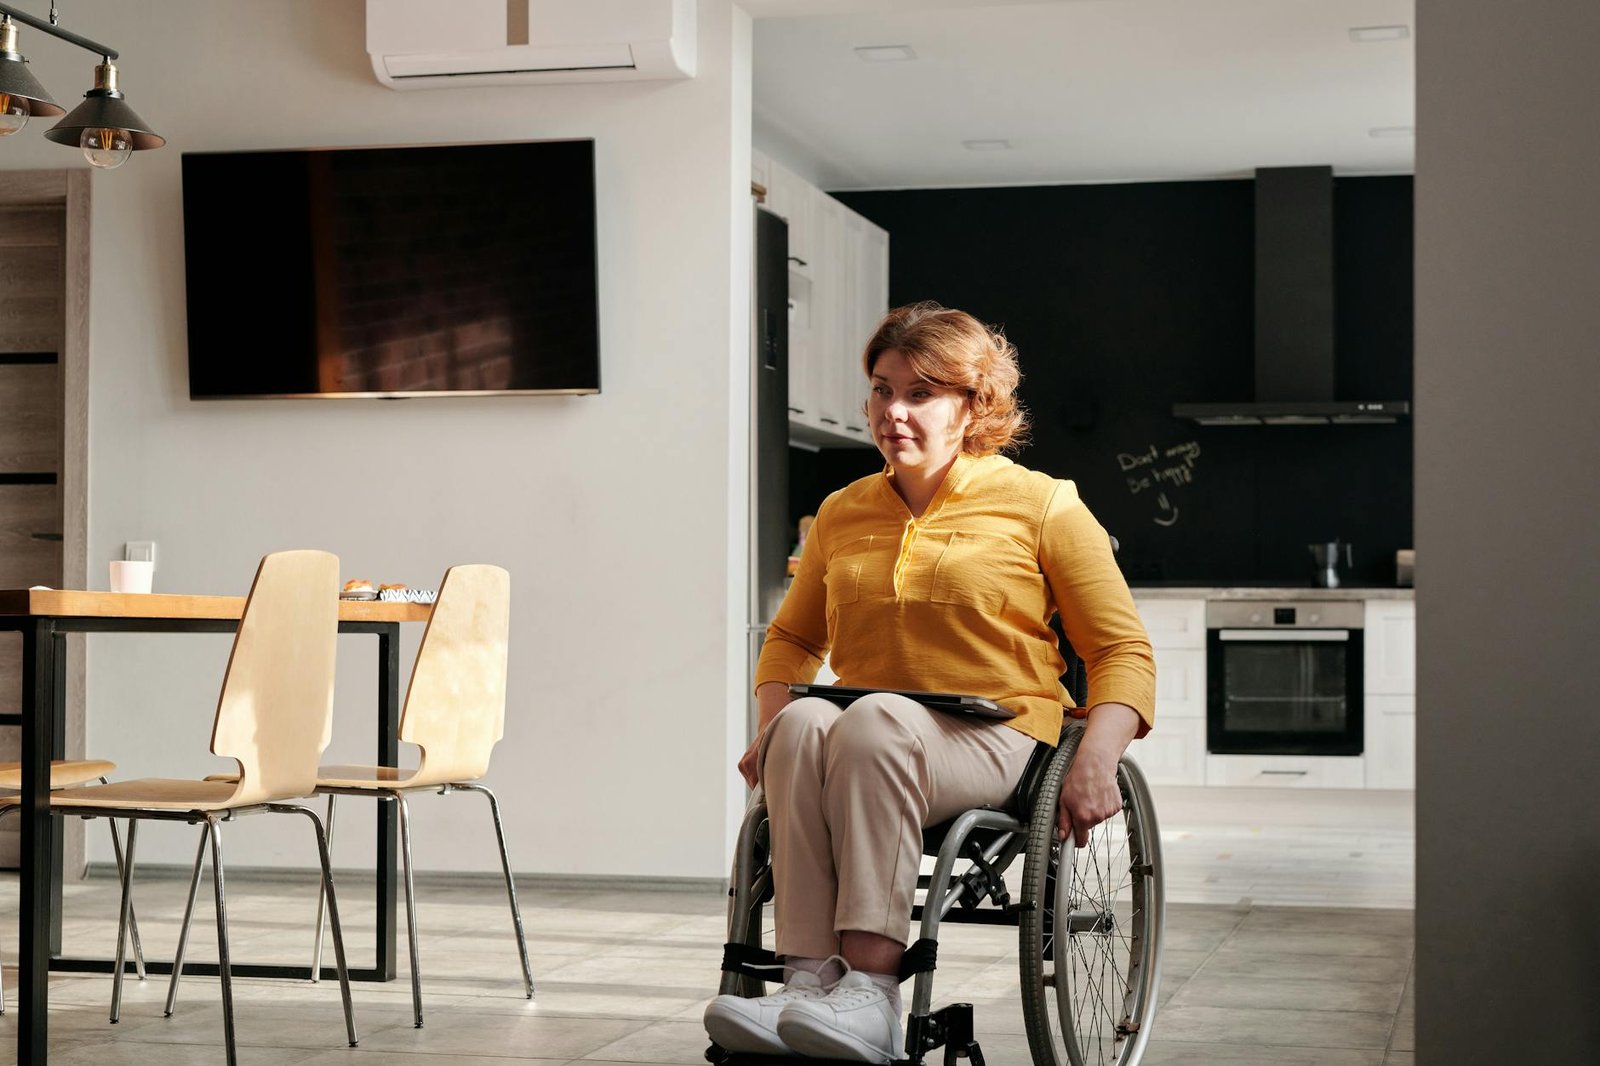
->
xmin=0 ymin=588 xmax=433 ymax=1063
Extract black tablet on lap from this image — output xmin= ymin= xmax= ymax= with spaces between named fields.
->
xmin=787 ymin=684 xmax=1017 ymax=720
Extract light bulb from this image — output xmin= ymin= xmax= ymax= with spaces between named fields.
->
xmin=0 ymin=93 xmax=27 ymax=137
xmin=80 ymin=126 xmax=132 ymax=169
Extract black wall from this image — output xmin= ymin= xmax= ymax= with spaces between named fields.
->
xmin=793 ymin=176 xmax=1413 ymax=586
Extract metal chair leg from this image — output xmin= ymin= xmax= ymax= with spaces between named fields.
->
xmin=454 ymin=782 xmax=534 ymax=998
xmin=165 ymin=821 xmax=212 ymax=1017
xmin=107 ymin=818 xmax=148 ymax=981
xmin=109 ymin=819 xmax=139 ymax=1024
xmin=97 ymin=778 xmax=147 ymax=983
xmin=208 ymin=816 xmax=239 ymax=1066
xmin=310 ymin=792 xmax=336 ymax=981
xmin=397 ymin=793 xmax=424 ymax=1027
xmin=269 ymin=802 xmax=359 ymax=1046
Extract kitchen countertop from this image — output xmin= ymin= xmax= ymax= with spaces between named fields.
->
xmin=1129 ymin=585 xmax=1415 ymax=601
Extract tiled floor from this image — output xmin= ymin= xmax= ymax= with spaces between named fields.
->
xmin=0 ymin=816 xmax=1414 ymax=1066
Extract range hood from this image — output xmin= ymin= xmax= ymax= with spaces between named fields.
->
xmin=1172 ymin=166 xmax=1410 ymax=426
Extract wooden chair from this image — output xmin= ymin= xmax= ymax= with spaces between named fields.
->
xmin=44 ymin=550 xmax=358 ymax=1065
xmin=174 ymin=562 xmax=531 ymax=1029
xmin=0 ymin=760 xmax=148 ymax=1013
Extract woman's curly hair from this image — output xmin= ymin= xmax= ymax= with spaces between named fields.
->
xmin=862 ymin=302 xmax=1030 ymax=456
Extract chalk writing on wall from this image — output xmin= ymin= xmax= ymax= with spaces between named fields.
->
xmin=1118 ymin=440 xmax=1201 ymax=527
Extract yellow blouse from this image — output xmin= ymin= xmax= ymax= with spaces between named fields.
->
xmin=755 ymin=453 xmax=1156 ymax=745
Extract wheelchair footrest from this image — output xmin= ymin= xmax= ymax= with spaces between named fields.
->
xmin=707 ymin=1002 xmax=982 ymax=1066
xmin=908 ymin=1003 xmax=985 ymax=1066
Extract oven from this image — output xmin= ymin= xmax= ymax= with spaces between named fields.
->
xmin=1206 ymin=600 xmax=1364 ymax=757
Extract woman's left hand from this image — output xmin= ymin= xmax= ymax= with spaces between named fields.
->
xmin=1056 ymin=753 xmax=1123 ymax=848
xmin=1055 ymin=702 xmax=1144 ymax=848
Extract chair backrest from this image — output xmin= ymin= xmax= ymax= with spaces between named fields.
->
xmin=210 ymin=550 xmax=340 ymax=805
xmin=399 ymin=564 xmax=511 ymax=786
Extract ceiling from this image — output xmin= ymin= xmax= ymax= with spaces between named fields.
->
xmin=748 ymin=0 xmax=1415 ymax=190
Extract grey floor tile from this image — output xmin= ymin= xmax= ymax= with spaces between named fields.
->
xmin=1383 ymin=1054 xmax=1414 ymax=1066
xmin=1220 ymin=930 xmax=1415 ymax=960
xmin=1198 ymin=949 xmax=1412 ymax=985
xmin=581 ymin=1019 xmax=714 ymax=1064
xmin=1154 ymin=1004 xmax=1395 ymax=1049
xmin=1140 ymin=1042 xmax=1385 ymax=1065
xmin=1171 ymin=973 xmax=1405 ymax=1013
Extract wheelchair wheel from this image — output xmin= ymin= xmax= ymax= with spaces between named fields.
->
xmin=1018 ymin=727 xmax=1164 ymax=1066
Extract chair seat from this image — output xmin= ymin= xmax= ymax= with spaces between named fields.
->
xmin=315 ymin=764 xmax=426 ymax=789
xmin=0 ymin=759 xmax=118 ymax=791
xmin=45 ymin=778 xmax=242 ymax=811
xmin=205 ymin=765 xmax=427 ymax=790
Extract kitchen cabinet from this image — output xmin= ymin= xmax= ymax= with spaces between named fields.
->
xmin=1129 ymin=594 xmax=1415 ymax=792
xmin=754 ymin=153 xmax=887 ymax=448
xmin=1129 ymin=599 xmax=1205 ymax=785
xmin=1364 ymin=600 xmax=1416 ymax=789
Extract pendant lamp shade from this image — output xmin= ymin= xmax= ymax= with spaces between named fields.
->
xmin=44 ymin=88 xmax=163 ymax=150
xmin=0 ymin=45 xmax=65 ymax=117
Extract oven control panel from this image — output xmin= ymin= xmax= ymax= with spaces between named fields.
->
xmin=1207 ymin=600 xmax=1364 ymax=629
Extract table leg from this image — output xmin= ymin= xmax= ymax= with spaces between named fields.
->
xmin=49 ymin=632 xmax=66 ymax=957
xmin=19 ymin=619 xmax=56 ymax=1064
xmin=375 ymin=624 xmax=400 ymax=982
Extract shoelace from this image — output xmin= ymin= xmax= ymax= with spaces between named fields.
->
xmin=815 ymin=955 xmax=889 ymax=1009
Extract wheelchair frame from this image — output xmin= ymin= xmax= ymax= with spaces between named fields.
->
xmin=712 ymin=722 xmax=1165 ymax=1066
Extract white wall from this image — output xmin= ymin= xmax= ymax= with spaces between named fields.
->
xmin=1415 ymin=1 xmax=1600 ymax=1060
xmin=1 ymin=0 xmax=753 ymax=878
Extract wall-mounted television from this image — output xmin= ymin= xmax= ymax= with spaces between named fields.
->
xmin=182 ymin=139 xmax=600 ymax=398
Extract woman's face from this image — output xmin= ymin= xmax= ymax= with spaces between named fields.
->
xmin=867 ymin=349 xmax=972 ymax=477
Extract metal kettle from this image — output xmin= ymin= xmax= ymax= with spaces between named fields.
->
xmin=1308 ymin=540 xmax=1353 ymax=588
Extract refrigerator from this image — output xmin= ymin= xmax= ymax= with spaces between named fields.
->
xmin=748 ymin=205 xmax=791 ymax=740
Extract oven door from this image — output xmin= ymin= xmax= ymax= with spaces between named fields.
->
xmin=1207 ymin=628 xmax=1364 ymax=756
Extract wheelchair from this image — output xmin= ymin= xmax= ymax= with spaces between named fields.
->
xmin=711 ymin=668 xmax=1165 ymax=1066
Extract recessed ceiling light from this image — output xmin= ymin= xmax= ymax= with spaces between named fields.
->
xmin=1350 ymin=25 xmax=1410 ymax=42
xmin=963 ymin=139 xmax=1012 ymax=152
xmin=1369 ymin=126 xmax=1415 ymax=139
xmin=854 ymin=45 xmax=916 ymax=62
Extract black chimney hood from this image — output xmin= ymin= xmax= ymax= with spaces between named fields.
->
xmin=1172 ymin=166 xmax=1410 ymax=426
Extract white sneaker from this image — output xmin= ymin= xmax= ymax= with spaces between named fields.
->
xmin=776 ymin=970 xmax=904 ymax=1064
xmin=703 ymin=969 xmax=827 ymax=1055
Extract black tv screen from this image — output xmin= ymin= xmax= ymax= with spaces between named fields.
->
xmin=182 ymin=140 xmax=600 ymax=398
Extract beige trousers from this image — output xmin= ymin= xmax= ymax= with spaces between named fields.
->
xmin=757 ymin=692 xmax=1039 ymax=959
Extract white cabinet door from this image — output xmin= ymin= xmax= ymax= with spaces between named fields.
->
xmin=811 ymin=194 xmax=848 ymax=432
xmin=787 ymin=272 xmax=818 ymax=427
xmin=1130 ymin=717 xmax=1204 ymax=786
xmin=1364 ymin=693 xmax=1416 ymax=789
xmin=1133 ymin=599 xmax=1206 ymax=650
xmin=766 ymin=161 xmax=812 ymax=279
xmin=1205 ymin=754 xmax=1367 ymax=789
xmin=1364 ymin=600 xmax=1416 ymax=695
xmin=1153 ymin=647 xmax=1206 ymax=719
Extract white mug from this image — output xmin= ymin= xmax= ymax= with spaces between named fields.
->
xmin=109 ymin=560 xmax=154 ymax=594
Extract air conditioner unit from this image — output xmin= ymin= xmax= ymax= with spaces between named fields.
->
xmin=367 ymin=0 xmax=696 ymax=89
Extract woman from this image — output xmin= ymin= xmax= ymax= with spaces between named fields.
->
xmin=704 ymin=303 xmax=1155 ymax=1064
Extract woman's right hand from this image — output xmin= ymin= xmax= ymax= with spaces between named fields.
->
xmin=740 ymin=682 xmax=796 ymax=788
xmin=738 ymin=739 xmax=762 ymax=789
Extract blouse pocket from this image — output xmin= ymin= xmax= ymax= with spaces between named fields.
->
xmin=930 ymin=531 xmax=1010 ymax=615
xmin=825 ymin=535 xmax=874 ymax=613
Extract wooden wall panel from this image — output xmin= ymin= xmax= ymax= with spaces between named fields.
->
xmin=0 ymin=484 xmax=61 ymax=587
xmin=0 ymin=363 xmax=62 ymax=473
xmin=0 ymin=298 xmax=62 ymax=351
xmin=0 ymin=247 xmax=63 ymax=300
xmin=0 ymin=633 xmax=16 ymax=715
xmin=0 ymin=206 xmax=63 ymax=248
